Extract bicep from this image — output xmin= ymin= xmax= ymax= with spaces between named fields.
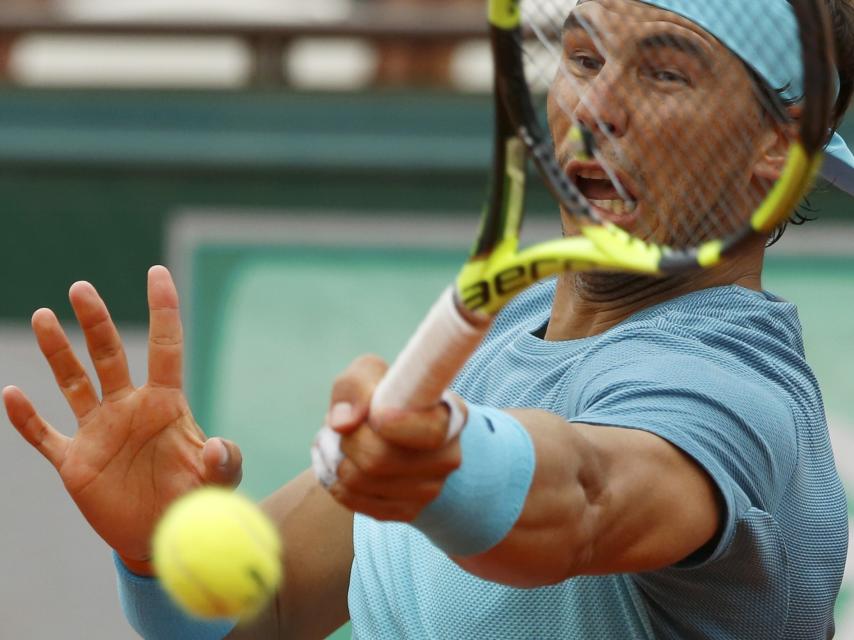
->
xmin=228 ymin=470 xmax=354 ymax=639
xmin=455 ymin=412 xmax=721 ymax=586
xmin=574 ymin=422 xmax=722 ymax=575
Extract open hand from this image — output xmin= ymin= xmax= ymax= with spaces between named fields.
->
xmin=3 ymin=266 xmax=243 ymax=575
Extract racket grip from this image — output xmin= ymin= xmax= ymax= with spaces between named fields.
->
xmin=371 ymin=286 xmax=490 ymax=414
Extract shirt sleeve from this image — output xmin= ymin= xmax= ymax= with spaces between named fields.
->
xmin=569 ymin=325 xmax=797 ymax=566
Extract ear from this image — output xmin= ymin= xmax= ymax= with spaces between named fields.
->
xmin=752 ymin=105 xmax=801 ymax=182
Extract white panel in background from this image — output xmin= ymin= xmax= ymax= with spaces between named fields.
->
xmin=449 ymin=40 xmax=492 ymax=93
xmin=285 ymin=38 xmax=377 ymax=91
xmin=57 ymin=0 xmax=353 ymax=23
xmin=10 ymin=35 xmax=251 ymax=88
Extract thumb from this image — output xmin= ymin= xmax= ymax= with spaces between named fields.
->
xmin=201 ymin=437 xmax=244 ymax=488
xmin=327 ymin=354 xmax=387 ymax=435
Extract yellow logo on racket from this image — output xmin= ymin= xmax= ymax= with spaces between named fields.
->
xmin=488 ymin=0 xmax=521 ymax=29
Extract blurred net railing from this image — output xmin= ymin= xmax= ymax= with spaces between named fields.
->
xmin=0 ymin=3 xmax=490 ymax=90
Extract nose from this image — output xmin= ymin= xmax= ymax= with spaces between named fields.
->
xmin=572 ymin=63 xmax=629 ymax=140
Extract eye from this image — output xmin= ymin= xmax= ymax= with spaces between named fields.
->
xmin=646 ymin=67 xmax=691 ymax=86
xmin=569 ymin=52 xmax=603 ymax=74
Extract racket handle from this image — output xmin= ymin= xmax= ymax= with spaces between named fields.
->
xmin=371 ymin=287 xmax=490 ymax=413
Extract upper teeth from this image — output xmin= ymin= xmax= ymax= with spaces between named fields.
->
xmin=577 ymin=169 xmax=607 ymax=179
xmin=589 ymin=199 xmax=637 ymax=216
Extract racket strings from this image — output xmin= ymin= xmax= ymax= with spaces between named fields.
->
xmin=518 ymin=0 xmax=792 ymax=251
xmin=568 ymin=8 xmax=745 ymax=248
xmin=523 ymin=0 xmax=722 ymax=247
xmin=601 ymin=5 xmax=761 ymax=243
xmin=524 ymin=0 xmax=643 ymax=210
xmin=659 ymin=7 xmax=785 ymax=242
xmin=522 ymin=5 xmax=638 ymax=167
xmin=645 ymin=68 xmax=752 ymax=244
xmin=523 ymin=33 xmax=636 ymax=217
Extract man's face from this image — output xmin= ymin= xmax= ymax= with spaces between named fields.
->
xmin=548 ymin=0 xmax=780 ymax=247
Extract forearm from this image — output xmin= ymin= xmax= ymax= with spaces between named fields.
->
xmin=452 ymin=409 xmax=603 ymax=587
xmin=233 ymin=470 xmax=354 ymax=639
xmin=118 ymin=470 xmax=354 ymax=640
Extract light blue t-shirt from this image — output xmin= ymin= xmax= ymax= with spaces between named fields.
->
xmin=350 ymin=281 xmax=848 ymax=639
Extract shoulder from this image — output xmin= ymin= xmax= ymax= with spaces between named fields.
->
xmin=583 ymin=285 xmax=808 ymax=377
xmin=573 ymin=289 xmax=808 ymax=512
xmin=632 ymin=285 xmax=804 ymax=350
xmin=573 ymin=289 xmax=802 ymax=438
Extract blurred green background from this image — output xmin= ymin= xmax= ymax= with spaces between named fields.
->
xmin=0 ymin=88 xmax=852 ymax=324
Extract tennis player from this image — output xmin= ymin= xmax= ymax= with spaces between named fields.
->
xmin=4 ymin=1 xmax=853 ymax=638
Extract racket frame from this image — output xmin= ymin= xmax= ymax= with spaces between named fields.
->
xmin=455 ymin=0 xmax=837 ymax=318
xmin=377 ymin=0 xmax=835 ymax=410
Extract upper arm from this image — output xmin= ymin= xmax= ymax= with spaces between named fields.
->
xmin=456 ymin=338 xmax=795 ymax=587
xmin=454 ymin=411 xmax=721 ymax=585
xmin=227 ymin=470 xmax=354 ymax=640
xmin=569 ymin=421 xmax=722 ymax=575
xmin=562 ymin=334 xmax=795 ymax=576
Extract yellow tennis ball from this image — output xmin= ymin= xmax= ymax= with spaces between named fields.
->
xmin=152 ymin=487 xmax=282 ymax=620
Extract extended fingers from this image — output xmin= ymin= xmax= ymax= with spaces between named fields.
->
xmin=3 ymin=386 xmax=70 ymax=470
xmin=68 ymin=281 xmax=133 ymax=401
xmin=32 ymin=308 xmax=100 ymax=421
xmin=147 ymin=266 xmax=184 ymax=389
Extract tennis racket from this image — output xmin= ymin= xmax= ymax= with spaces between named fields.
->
xmin=313 ymin=0 xmax=836 ymax=485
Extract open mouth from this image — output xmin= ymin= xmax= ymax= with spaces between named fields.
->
xmin=568 ymin=162 xmax=640 ymax=225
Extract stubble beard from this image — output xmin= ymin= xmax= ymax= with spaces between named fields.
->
xmin=572 ymin=270 xmax=694 ymax=305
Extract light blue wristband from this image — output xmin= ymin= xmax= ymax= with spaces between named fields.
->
xmin=413 ymin=404 xmax=536 ymax=556
xmin=114 ymin=553 xmax=236 ymax=640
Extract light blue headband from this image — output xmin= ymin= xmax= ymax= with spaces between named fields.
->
xmin=640 ymin=0 xmax=854 ymax=195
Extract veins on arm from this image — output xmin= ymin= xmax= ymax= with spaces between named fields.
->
xmin=453 ymin=410 xmax=721 ymax=587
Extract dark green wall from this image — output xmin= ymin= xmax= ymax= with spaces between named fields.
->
xmin=0 ymin=89 xmax=491 ymax=322
xmin=0 ymin=88 xmax=850 ymax=322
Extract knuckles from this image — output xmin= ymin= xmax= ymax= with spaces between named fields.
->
xmin=336 ymin=459 xmax=366 ymax=489
xmin=329 ymin=373 xmax=358 ymax=398
xmin=357 ymin=445 xmax=391 ymax=477
xmin=327 ymin=483 xmax=354 ymax=509
xmin=414 ymin=417 xmax=449 ymax=451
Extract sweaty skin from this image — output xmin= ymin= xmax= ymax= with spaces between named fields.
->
xmin=554 ymin=0 xmax=785 ymax=253
xmin=545 ymin=0 xmax=786 ymax=340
